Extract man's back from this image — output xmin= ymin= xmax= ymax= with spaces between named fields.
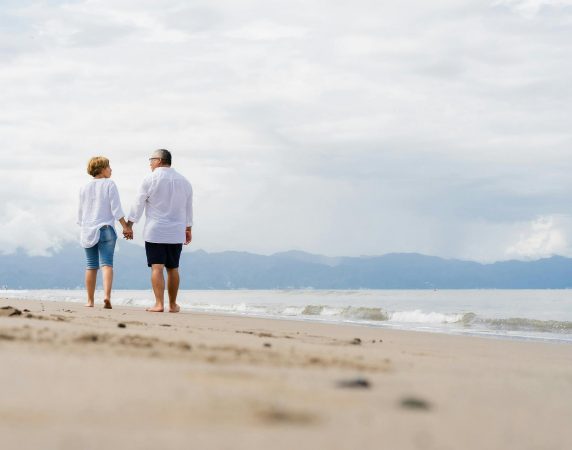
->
xmin=129 ymin=167 xmax=193 ymax=244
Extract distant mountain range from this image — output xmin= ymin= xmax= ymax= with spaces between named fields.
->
xmin=1 ymin=242 xmax=572 ymax=289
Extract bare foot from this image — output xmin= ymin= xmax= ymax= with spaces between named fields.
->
xmin=146 ymin=305 xmax=164 ymax=312
xmin=84 ymin=302 xmax=94 ymax=308
xmin=103 ymin=300 xmax=112 ymax=309
xmin=169 ymin=304 xmax=180 ymax=313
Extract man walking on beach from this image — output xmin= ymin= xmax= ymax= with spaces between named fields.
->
xmin=127 ymin=149 xmax=193 ymax=312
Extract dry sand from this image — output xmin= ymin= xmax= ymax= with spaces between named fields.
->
xmin=1 ymin=297 xmax=571 ymax=450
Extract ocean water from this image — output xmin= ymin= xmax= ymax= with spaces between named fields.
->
xmin=2 ymin=289 xmax=572 ymax=343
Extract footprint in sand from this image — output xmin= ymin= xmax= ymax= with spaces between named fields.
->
xmin=0 ymin=306 xmax=22 ymax=317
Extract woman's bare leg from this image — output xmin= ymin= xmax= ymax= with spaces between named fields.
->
xmin=101 ymin=266 xmax=113 ymax=309
xmin=85 ymin=269 xmax=98 ymax=307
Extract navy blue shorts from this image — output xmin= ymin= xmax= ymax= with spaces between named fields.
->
xmin=145 ymin=242 xmax=183 ymax=269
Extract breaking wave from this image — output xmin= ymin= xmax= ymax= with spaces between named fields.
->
xmin=192 ymin=303 xmax=572 ymax=335
xmin=301 ymin=305 xmax=389 ymax=321
xmin=297 ymin=307 xmax=572 ymax=333
xmin=300 ymin=305 xmax=463 ymax=324
xmin=466 ymin=316 xmax=572 ymax=333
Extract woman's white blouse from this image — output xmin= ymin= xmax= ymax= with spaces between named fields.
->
xmin=77 ymin=178 xmax=125 ymax=248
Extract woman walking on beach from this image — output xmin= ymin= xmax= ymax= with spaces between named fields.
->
xmin=78 ymin=156 xmax=132 ymax=309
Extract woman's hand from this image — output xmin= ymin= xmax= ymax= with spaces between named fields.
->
xmin=122 ymin=225 xmax=133 ymax=240
xmin=119 ymin=218 xmax=133 ymax=240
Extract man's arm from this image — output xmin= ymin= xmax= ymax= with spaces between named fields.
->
xmin=184 ymin=183 xmax=193 ymax=245
xmin=128 ymin=177 xmax=151 ymax=225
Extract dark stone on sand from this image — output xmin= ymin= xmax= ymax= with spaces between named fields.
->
xmin=118 ymin=323 xmax=126 ymax=328
xmin=258 ymin=407 xmax=317 ymax=425
xmin=76 ymin=334 xmax=99 ymax=343
xmin=23 ymin=309 xmax=30 ymax=313
xmin=0 ymin=306 xmax=22 ymax=317
xmin=336 ymin=378 xmax=371 ymax=389
xmin=400 ymin=397 xmax=431 ymax=410
xmin=263 ymin=342 xmax=272 ymax=348
xmin=160 ymin=324 xmax=172 ymax=327
xmin=351 ymin=338 xmax=362 ymax=345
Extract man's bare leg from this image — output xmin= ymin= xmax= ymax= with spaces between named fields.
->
xmin=148 ymin=264 xmax=165 ymax=312
xmin=85 ymin=269 xmax=97 ymax=307
xmin=166 ymin=268 xmax=180 ymax=313
xmin=101 ymin=266 xmax=113 ymax=309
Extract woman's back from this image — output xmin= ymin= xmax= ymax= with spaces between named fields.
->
xmin=78 ymin=178 xmax=123 ymax=248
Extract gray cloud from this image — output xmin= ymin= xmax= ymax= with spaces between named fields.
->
xmin=1 ymin=0 xmax=571 ymax=260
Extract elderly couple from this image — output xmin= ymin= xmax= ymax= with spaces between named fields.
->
xmin=77 ymin=149 xmax=193 ymax=312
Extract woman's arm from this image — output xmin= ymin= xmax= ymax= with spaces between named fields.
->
xmin=118 ymin=217 xmax=133 ymax=240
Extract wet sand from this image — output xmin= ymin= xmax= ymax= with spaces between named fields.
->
xmin=1 ymin=297 xmax=571 ymax=450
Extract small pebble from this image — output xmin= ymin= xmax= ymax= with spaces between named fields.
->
xmin=337 ymin=378 xmax=371 ymax=389
xmin=351 ymin=338 xmax=362 ymax=345
xmin=263 ymin=342 xmax=272 ymax=348
xmin=117 ymin=323 xmax=126 ymax=328
xmin=400 ymin=397 xmax=431 ymax=410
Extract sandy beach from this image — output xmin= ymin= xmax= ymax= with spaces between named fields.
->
xmin=1 ymin=297 xmax=571 ymax=450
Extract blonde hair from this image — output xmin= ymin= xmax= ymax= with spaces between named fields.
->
xmin=87 ymin=156 xmax=110 ymax=177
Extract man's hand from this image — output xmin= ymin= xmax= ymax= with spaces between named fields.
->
xmin=123 ymin=221 xmax=134 ymax=240
xmin=185 ymin=227 xmax=192 ymax=245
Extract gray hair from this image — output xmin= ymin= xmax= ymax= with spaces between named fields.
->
xmin=153 ymin=149 xmax=172 ymax=166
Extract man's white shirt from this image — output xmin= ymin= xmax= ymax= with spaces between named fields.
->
xmin=77 ymin=178 xmax=125 ymax=248
xmin=128 ymin=167 xmax=193 ymax=244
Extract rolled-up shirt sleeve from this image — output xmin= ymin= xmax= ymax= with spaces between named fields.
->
xmin=186 ymin=183 xmax=193 ymax=227
xmin=108 ymin=181 xmax=125 ymax=220
xmin=128 ymin=177 xmax=150 ymax=223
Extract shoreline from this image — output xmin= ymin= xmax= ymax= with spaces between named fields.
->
xmin=3 ymin=292 xmax=572 ymax=345
xmin=2 ymin=297 xmax=572 ymax=449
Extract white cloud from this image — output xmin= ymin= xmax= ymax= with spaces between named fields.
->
xmin=493 ymin=0 xmax=572 ymax=18
xmin=506 ymin=216 xmax=571 ymax=259
xmin=224 ymin=20 xmax=307 ymax=40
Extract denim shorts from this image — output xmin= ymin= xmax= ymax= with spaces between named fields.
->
xmin=85 ymin=226 xmax=117 ymax=269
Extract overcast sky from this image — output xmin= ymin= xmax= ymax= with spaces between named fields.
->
xmin=1 ymin=0 xmax=571 ymax=261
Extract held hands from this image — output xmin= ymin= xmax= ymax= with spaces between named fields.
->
xmin=185 ymin=227 xmax=192 ymax=245
xmin=123 ymin=222 xmax=134 ymax=240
